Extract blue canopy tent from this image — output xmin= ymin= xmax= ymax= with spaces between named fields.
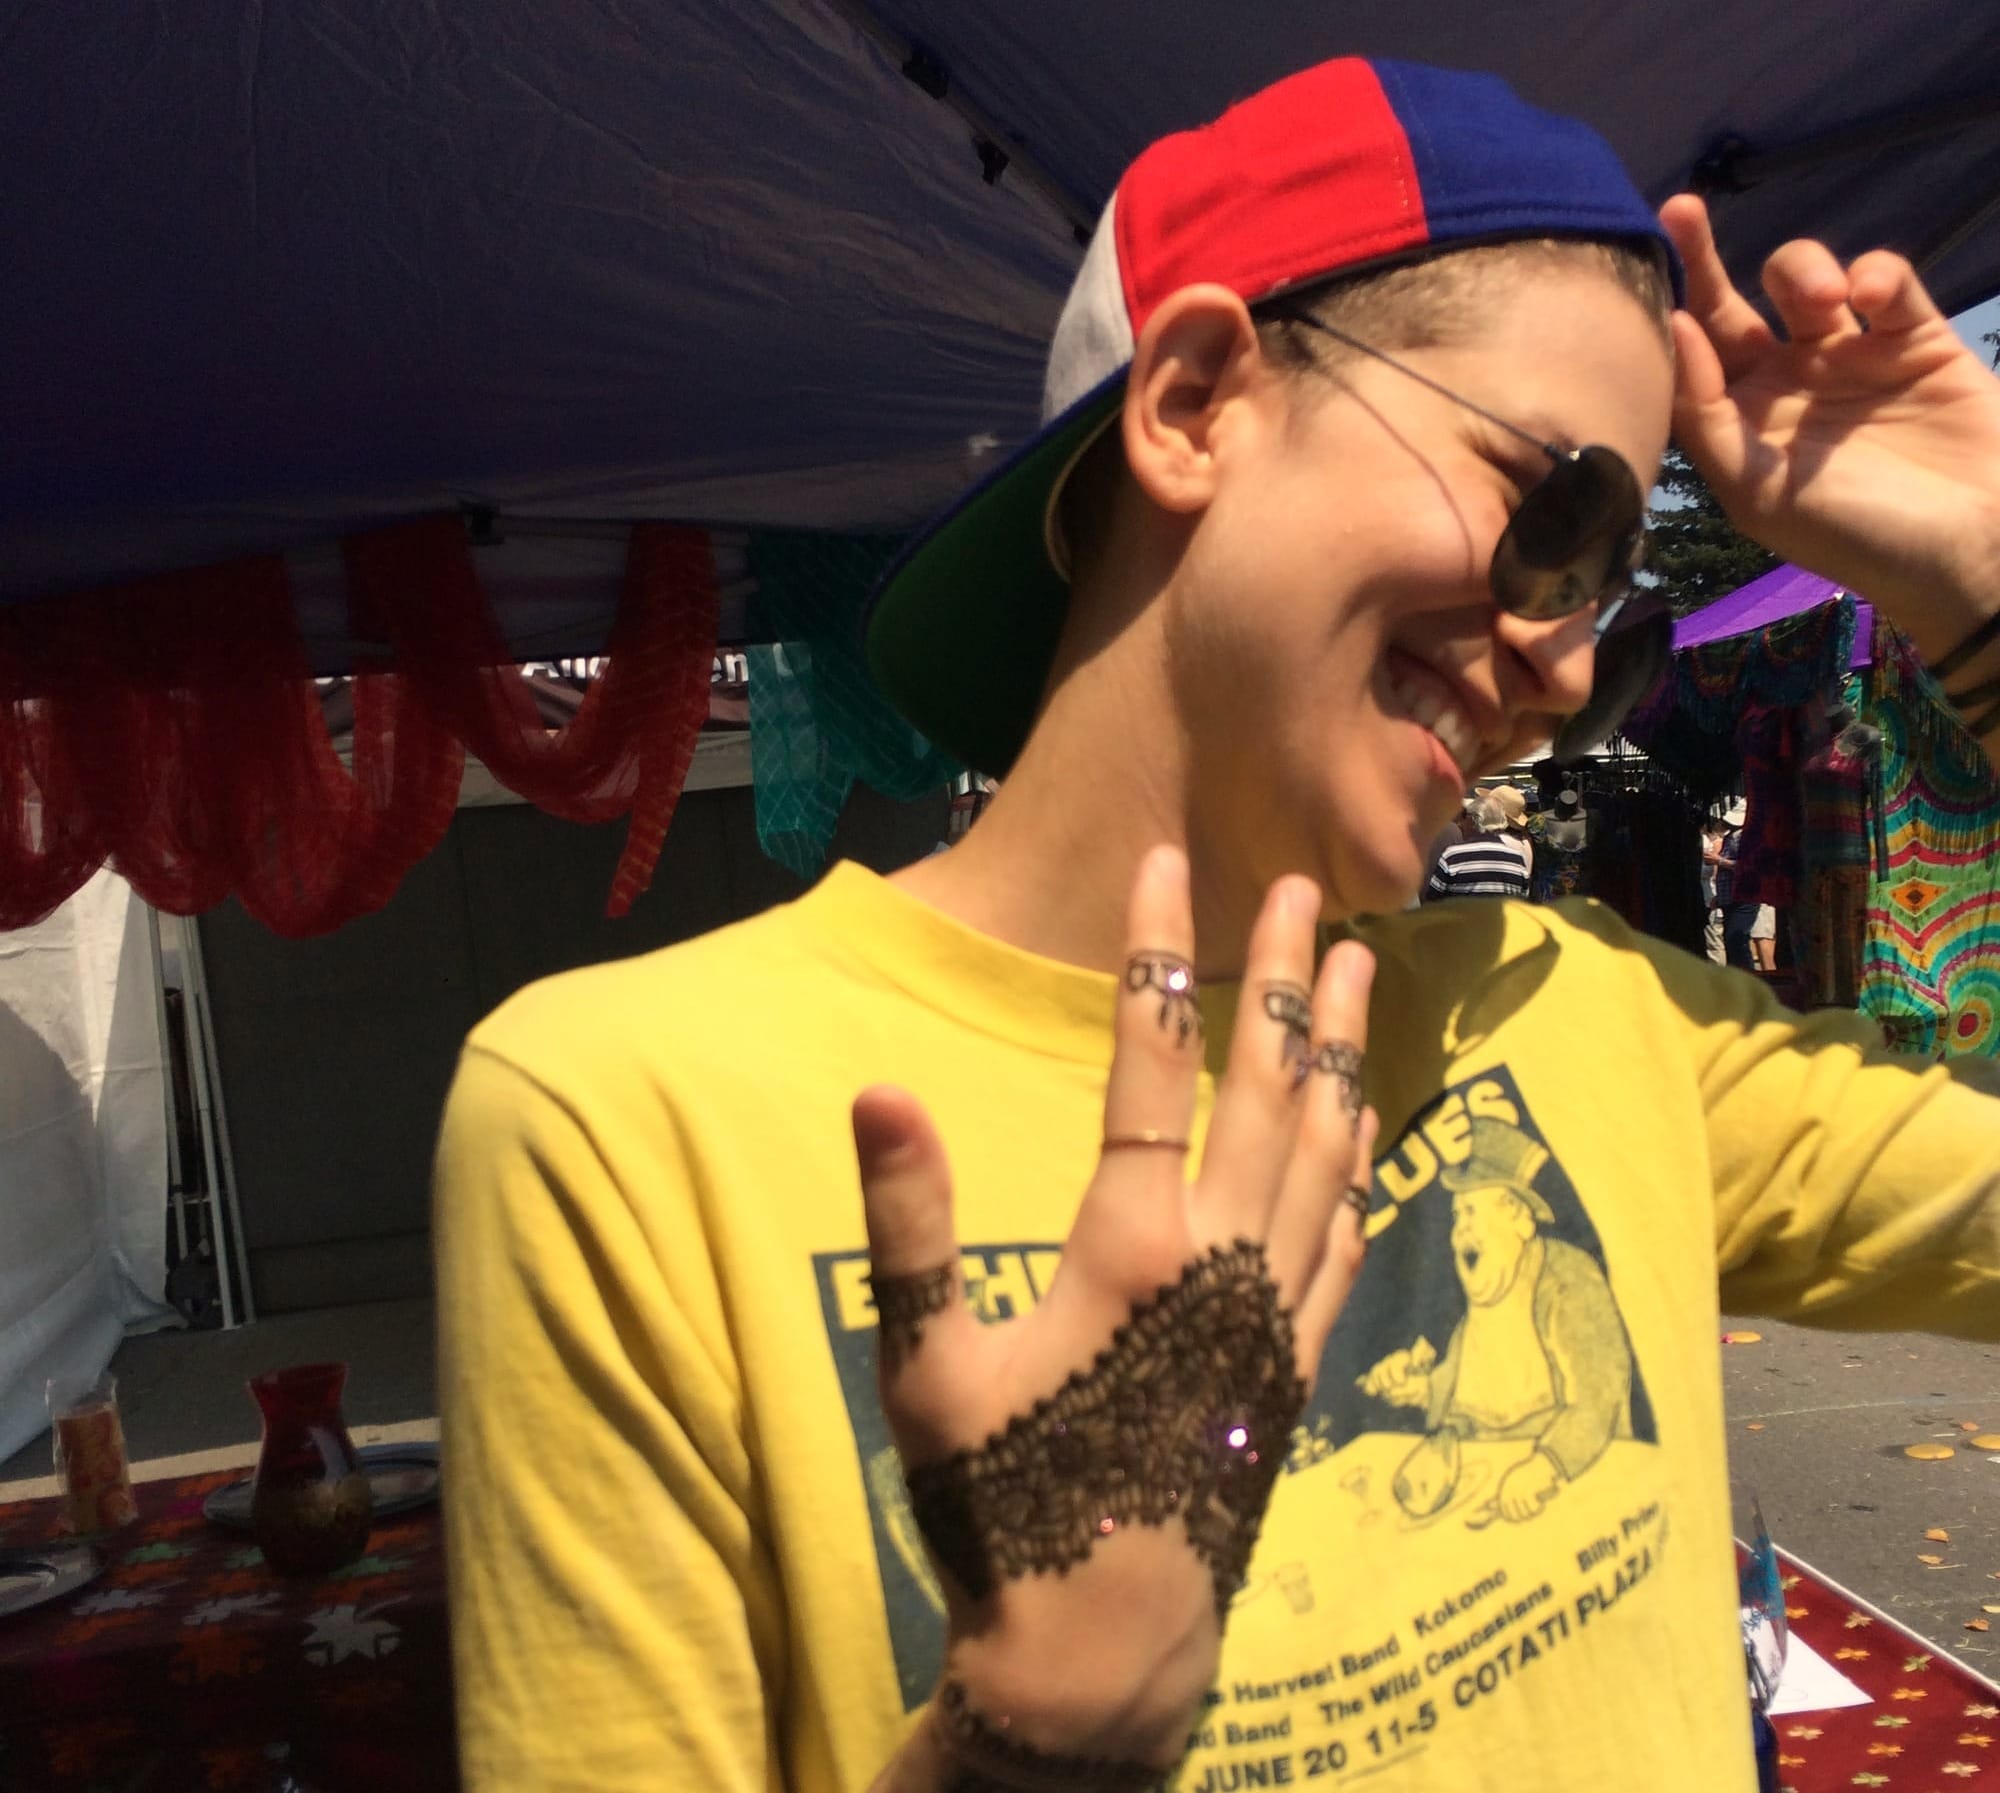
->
xmin=4 ymin=1 xmax=1999 ymax=649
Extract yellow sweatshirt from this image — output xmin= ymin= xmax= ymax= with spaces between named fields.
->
xmin=434 ymin=862 xmax=2000 ymax=1792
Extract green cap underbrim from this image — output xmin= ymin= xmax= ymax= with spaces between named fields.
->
xmin=863 ymin=378 xmax=1124 ymax=778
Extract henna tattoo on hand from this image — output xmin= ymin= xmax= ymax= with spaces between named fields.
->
xmin=1310 ymin=1039 xmax=1365 ymax=1122
xmin=933 ymin=1680 xmax=1166 ymax=1792
xmin=869 ymin=1263 xmax=958 ymax=1359
xmin=1124 ymin=953 xmax=1202 ymax=1047
xmin=904 ymin=1240 xmax=1307 ymax=1620
xmin=1261 ymin=983 xmax=1313 ymax=1080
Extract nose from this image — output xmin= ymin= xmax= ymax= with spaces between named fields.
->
xmin=1491 ymin=603 xmax=1599 ymax=720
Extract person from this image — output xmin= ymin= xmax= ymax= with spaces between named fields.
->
xmin=433 ymin=55 xmax=2000 ymax=1793
xmin=1700 ymin=817 xmax=1729 ymax=962
xmin=1423 ymin=796 xmax=1533 ymax=901
xmin=1716 ymin=801 xmax=1760 ymax=970
xmin=1749 ymin=903 xmax=1779 ymax=973
xmin=1486 ymin=782 xmax=1536 ymax=881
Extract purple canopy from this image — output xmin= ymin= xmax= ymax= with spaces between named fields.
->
xmin=1672 ymin=564 xmax=1872 ymax=666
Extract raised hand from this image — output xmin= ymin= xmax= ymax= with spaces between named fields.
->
xmin=852 ymin=847 xmax=1376 ymax=1785
xmin=1660 ymin=192 xmax=2000 ymax=662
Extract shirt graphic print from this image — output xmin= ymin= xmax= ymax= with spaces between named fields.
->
xmin=813 ymin=1065 xmax=1666 ymax=1784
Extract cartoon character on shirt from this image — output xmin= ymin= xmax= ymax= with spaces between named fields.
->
xmin=1358 ymin=1116 xmax=1633 ymax=1525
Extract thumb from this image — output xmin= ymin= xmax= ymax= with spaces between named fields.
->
xmin=852 ymin=1087 xmax=968 ymax=1382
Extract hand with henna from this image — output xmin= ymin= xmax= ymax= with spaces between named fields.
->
xmin=857 ymin=848 xmax=1377 ymax=1792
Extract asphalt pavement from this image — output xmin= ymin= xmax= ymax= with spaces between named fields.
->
xmin=1723 ymin=1314 xmax=2000 ymax=1678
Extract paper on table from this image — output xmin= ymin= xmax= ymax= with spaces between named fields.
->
xmin=1767 ymin=1635 xmax=1872 ymax=1717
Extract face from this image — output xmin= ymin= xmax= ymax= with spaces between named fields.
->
xmin=1158 ymin=265 xmax=1673 ymax=919
xmin=1449 ymin=1184 xmax=1539 ymax=1305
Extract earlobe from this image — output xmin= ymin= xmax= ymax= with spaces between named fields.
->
xmin=1121 ymin=285 xmax=1265 ymax=518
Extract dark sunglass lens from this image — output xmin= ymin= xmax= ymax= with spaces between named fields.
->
xmin=1551 ymin=602 xmax=1673 ymax=764
xmin=1491 ymin=447 xmax=1644 ymax=621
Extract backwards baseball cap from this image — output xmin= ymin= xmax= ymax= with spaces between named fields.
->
xmin=865 ymin=57 xmax=1682 ymax=776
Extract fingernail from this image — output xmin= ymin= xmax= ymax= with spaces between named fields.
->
xmin=852 ymin=1096 xmax=914 ymax=1164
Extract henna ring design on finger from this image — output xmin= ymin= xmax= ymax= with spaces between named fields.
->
xmin=1125 ymin=952 xmax=1202 ymax=1047
xmin=1261 ymin=983 xmax=1313 ymax=1081
xmin=867 ymin=1263 xmax=958 ymax=1358
xmin=1311 ymin=1039 xmax=1365 ymax=1122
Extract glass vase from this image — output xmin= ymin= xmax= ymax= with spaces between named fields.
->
xmin=248 ymin=1362 xmax=373 ymax=1577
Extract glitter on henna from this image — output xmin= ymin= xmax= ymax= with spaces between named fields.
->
xmin=1124 ymin=953 xmax=1202 ymax=1047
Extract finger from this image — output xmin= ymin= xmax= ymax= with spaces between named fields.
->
xmin=853 ymin=1086 xmax=972 ymax=1393
xmin=1846 ymin=248 xmax=1945 ymax=335
xmin=1292 ymin=1105 xmax=1379 ymax=1370
xmin=1097 ymin=844 xmax=1202 ymax=1194
xmin=1192 ymin=874 xmax=1323 ymax=1237
xmin=1761 ymin=238 xmax=1861 ymax=346
xmin=1264 ymin=941 xmax=1376 ymax=1296
xmin=1658 ymin=193 xmax=1775 ymax=380
xmin=1667 ymin=311 xmax=1750 ymax=491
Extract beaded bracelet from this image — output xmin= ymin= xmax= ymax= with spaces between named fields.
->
xmin=1928 ymin=607 xmax=2000 ymax=740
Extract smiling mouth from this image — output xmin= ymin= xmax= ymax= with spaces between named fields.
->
xmin=1384 ymin=657 xmax=1489 ymax=779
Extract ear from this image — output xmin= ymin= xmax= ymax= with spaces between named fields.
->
xmin=1119 ymin=284 xmax=1269 ymax=519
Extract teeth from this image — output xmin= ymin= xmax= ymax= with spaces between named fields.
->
xmin=1387 ymin=672 xmax=1482 ymax=773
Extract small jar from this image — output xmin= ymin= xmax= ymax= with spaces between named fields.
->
xmin=248 ymin=1363 xmax=373 ymax=1577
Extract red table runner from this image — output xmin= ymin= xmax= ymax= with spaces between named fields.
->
xmin=0 ymin=1466 xmax=457 ymax=1791
xmin=1774 ymin=1546 xmax=2000 ymax=1793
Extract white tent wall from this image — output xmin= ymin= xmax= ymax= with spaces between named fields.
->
xmin=0 ymin=871 xmax=173 ymax=1467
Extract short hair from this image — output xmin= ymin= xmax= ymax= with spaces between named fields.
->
xmin=1059 ymin=236 xmax=1673 ymax=585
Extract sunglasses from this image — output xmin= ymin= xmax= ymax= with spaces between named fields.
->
xmin=1273 ymin=312 xmax=1670 ymax=763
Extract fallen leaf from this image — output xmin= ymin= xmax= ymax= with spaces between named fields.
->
xmin=1962 ymin=1422 xmax=1985 ymax=1432
xmin=1921 ymin=1554 xmax=1946 ymax=1566
xmin=1722 ymin=1330 xmax=1763 ymax=1344
xmin=1984 ymin=1604 xmax=2000 ymax=1615
xmin=1973 ymin=1435 xmax=2000 ymax=1451
xmin=1907 ymin=1443 xmax=1958 ymax=1461
xmin=1747 ymin=1422 xmax=1766 ymax=1431
xmin=1930 ymin=1529 xmax=1954 ymax=1542
xmin=1970 ymin=1620 xmax=1991 ymax=1633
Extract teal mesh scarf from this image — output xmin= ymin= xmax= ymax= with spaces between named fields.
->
xmin=744 ymin=532 xmax=960 ymax=876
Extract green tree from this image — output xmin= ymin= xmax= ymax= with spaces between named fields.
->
xmin=1644 ymin=448 xmax=1779 ymax=618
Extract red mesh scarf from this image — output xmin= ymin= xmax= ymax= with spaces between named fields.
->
xmin=0 ymin=518 xmax=715 ymax=935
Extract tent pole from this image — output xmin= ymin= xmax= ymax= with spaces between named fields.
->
xmin=144 ymin=904 xmax=189 ymax=1267
xmin=182 ymin=924 xmax=258 ymax=1328
xmin=173 ymin=914 xmax=237 ymax=1331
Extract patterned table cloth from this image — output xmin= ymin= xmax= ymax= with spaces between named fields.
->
xmin=0 ymin=1466 xmax=456 ymax=1791
xmin=1775 ymin=1547 xmax=2000 ymax=1793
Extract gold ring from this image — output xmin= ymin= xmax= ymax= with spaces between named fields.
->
xmin=1101 ymin=1131 xmax=1191 ymax=1154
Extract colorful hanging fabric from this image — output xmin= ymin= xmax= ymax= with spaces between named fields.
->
xmin=1794 ymin=676 xmax=1875 ymax=1009
xmin=745 ymin=532 xmax=959 ymax=877
xmin=1627 ymin=595 xmax=1856 ymax=754
xmin=1857 ymin=619 xmax=2000 ymax=1058
xmin=0 ymin=517 xmax=715 ymax=935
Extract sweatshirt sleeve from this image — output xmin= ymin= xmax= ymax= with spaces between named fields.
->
xmin=1637 ymin=932 xmax=2000 ymax=1335
xmin=433 ymin=1043 xmax=786 ymax=1793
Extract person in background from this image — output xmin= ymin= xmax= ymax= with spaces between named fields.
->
xmin=1716 ymin=801 xmax=1759 ymax=969
xmin=1750 ymin=903 xmax=1779 ymax=973
xmin=1423 ymin=796 xmax=1533 ymax=901
xmin=1486 ymin=781 xmax=1536 ymax=881
xmin=1701 ymin=817 xmax=1729 ymax=963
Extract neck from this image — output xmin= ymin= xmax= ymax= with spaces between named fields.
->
xmin=890 ymin=573 xmax=1268 ymax=979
